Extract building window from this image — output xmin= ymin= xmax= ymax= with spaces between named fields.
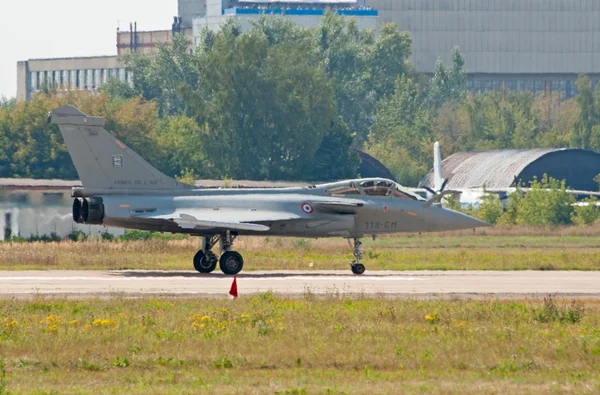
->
xmin=76 ymin=70 xmax=80 ymax=88
xmin=565 ymin=80 xmax=574 ymax=98
xmin=42 ymin=192 xmax=64 ymax=204
xmin=8 ymin=193 xmax=28 ymax=203
xmin=30 ymin=72 xmax=37 ymax=91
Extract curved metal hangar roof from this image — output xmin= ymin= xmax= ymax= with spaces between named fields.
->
xmin=420 ymin=148 xmax=600 ymax=191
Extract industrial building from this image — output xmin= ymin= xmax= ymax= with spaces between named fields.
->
xmin=16 ymin=0 xmax=600 ymax=101
xmin=365 ymin=0 xmax=600 ymax=97
xmin=420 ymin=148 xmax=600 ymax=192
xmin=191 ymin=0 xmax=378 ymax=44
xmin=17 ymin=24 xmax=192 ymax=102
xmin=182 ymin=0 xmax=600 ymax=98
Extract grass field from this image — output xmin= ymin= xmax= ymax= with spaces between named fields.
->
xmin=2 ymin=226 xmax=600 ymax=271
xmin=0 ymin=295 xmax=599 ymax=394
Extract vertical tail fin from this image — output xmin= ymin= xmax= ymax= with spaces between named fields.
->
xmin=49 ymin=105 xmax=191 ymax=190
xmin=433 ymin=141 xmax=444 ymax=192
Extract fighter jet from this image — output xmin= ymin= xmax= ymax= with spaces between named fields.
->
xmin=49 ymin=105 xmax=488 ymax=275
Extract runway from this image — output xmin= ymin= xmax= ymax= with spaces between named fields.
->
xmin=0 ymin=270 xmax=600 ymax=298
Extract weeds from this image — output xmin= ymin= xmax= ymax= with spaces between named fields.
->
xmin=3 ymin=234 xmax=600 ymax=271
xmin=0 ymin=296 xmax=598 ymax=392
xmin=0 ymin=358 xmax=6 ymax=395
xmin=533 ymin=295 xmax=586 ymax=323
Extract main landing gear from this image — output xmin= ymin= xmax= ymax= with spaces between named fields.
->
xmin=348 ymin=238 xmax=366 ymax=275
xmin=193 ymin=231 xmax=244 ymax=275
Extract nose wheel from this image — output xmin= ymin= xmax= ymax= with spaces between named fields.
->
xmin=351 ymin=263 xmax=365 ymax=275
xmin=348 ymin=238 xmax=365 ymax=275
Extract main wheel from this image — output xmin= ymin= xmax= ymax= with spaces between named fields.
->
xmin=351 ymin=263 xmax=365 ymax=275
xmin=193 ymin=250 xmax=218 ymax=273
xmin=219 ymin=251 xmax=244 ymax=275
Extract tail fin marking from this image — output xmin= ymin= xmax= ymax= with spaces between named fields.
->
xmin=49 ymin=105 xmax=190 ymax=190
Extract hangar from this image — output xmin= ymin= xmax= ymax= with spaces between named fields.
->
xmin=420 ymin=148 xmax=600 ymax=192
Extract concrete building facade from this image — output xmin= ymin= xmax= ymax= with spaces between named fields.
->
xmin=178 ymin=0 xmax=600 ymax=98
xmin=365 ymin=0 xmax=600 ymax=97
xmin=17 ymin=56 xmax=129 ymax=102
xmin=17 ymin=26 xmax=192 ymax=101
xmin=192 ymin=0 xmax=378 ymax=43
xmin=117 ymin=27 xmax=193 ymax=55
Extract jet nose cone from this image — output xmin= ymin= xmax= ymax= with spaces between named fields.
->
xmin=442 ymin=208 xmax=491 ymax=231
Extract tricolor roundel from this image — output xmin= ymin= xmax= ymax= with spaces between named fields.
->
xmin=301 ymin=202 xmax=314 ymax=214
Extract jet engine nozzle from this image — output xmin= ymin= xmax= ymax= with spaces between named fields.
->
xmin=72 ymin=198 xmax=83 ymax=223
xmin=80 ymin=197 xmax=105 ymax=225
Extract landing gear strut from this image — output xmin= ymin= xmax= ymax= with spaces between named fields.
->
xmin=192 ymin=232 xmax=244 ymax=275
xmin=348 ymin=238 xmax=365 ymax=275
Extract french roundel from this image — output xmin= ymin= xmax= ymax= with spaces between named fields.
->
xmin=301 ymin=203 xmax=314 ymax=214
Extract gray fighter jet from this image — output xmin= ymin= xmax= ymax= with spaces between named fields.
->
xmin=49 ymin=105 xmax=488 ymax=275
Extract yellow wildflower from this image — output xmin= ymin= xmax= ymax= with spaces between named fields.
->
xmin=2 ymin=318 xmax=17 ymax=328
xmin=92 ymin=319 xmax=116 ymax=327
xmin=425 ymin=313 xmax=439 ymax=323
xmin=46 ymin=315 xmax=62 ymax=332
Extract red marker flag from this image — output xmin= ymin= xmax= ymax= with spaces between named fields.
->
xmin=229 ymin=276 xmax=238 ymax=298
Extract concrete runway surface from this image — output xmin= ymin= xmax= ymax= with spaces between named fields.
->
xmin=0 ymin=270 xmax=600 ymax=298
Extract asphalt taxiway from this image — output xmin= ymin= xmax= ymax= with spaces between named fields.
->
xmin=0 ymin=270 xmax=599 ymax=298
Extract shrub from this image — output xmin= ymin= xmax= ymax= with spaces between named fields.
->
xmin=516 ymin=175 xmax=575 ymax=226
xmin=572 ymin=196 xmax=600 ymax=225
xmin=476 ymin=192 xmax=504 ymax=225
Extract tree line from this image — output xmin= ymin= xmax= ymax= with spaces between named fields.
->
xmin=1 ymin=13 xmax=600 ymax=186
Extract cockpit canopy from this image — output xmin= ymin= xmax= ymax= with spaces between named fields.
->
xmin=316 ymin=178 xmax=425 ymax=201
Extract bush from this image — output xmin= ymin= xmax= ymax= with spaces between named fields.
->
xmin=66 ymin=230 xmax=88 ymax=242
xmin=475 ymin=192 xmax=504 ymax=225
xmin=118 ymin=230 xmax=154 ymax=241
xmin=572 ymin=196 xmax=600 ymax=225
xmin=515 ymin=175 xmax=575 ymax=226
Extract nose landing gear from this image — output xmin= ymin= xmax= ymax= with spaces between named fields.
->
xmin=348 ymin=238 xmax=365 ymax=275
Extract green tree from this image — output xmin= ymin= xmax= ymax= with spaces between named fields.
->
xmin=475 ymin=192 xmax=504 ymax=225
xmin=184 ymin=18 xmax=337 ymax=180
xmin=302 ymin=119 xmax=360 ymax=181
xmin=428 ymin=46 xmax=467 ymax=108
xmin=515 ymin=175 xmax=575 ymax=226
xmin=124 ymin=33 xmax=199 ymax=117
xmin=98 ymin=77 xmax=136 ymax=100
xmin=571 ymin=75 xmax=599 ymax=149
xmin=365 ymin=76 xmax=432 ymax=186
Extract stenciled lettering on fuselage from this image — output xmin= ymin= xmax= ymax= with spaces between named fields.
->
xmin=113 ymin=180 xmax=160 ymax=186
xmin=363 ymin=221 xmax=398 ymax=230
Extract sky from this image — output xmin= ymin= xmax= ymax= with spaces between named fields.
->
xmin=0 ymin=0 xmax=177 ymax=99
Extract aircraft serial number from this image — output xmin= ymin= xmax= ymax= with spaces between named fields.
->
xmin=364 ymin=221 xmax=398 ymax=229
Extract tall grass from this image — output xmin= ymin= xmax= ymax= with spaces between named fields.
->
xmin=0 ymin=296 xmax=599 ymax=393
xmin=2 ymin=233 xmax=600 ymax=271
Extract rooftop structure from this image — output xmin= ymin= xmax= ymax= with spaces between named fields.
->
xmin=420 ymin=148 xmax=600 ymax=192
xmin=16 ymin=56 xmax=127 ymax=102
xmin=192 ymin=0 xmax=379 ymax=44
